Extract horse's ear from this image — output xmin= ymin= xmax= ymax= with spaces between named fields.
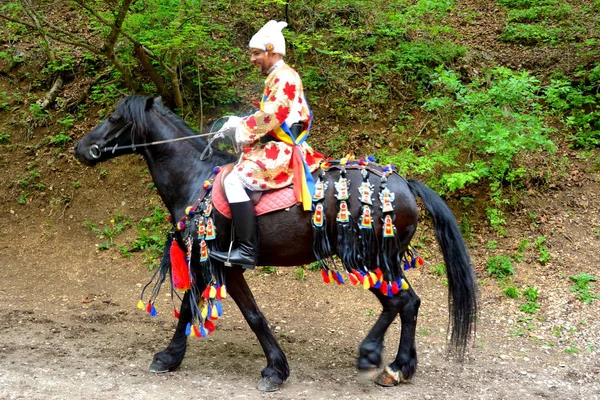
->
xmin=145 ymin=97 xmax=154 ymax=111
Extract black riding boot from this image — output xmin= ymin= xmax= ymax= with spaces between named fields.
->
xmin=210 ymin=200 xmax=258 ymax=269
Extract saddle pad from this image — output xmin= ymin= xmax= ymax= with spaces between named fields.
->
xmin=212 ymin=171 xmax=298 ymax=219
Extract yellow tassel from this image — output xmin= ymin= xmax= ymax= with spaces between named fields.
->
xmin=211 ymin=304 xmax=218 ymax=319
xmin=209 ymin=286 xmax=217 ymax=299
xmin=201 ymin=305 xmax=208 ymax=320
xmin=137 ymin=300 xmax=145 ymax=310
xmin=368 ymin=271 xmax=377 ymax=285
xmin=363 ymin=278 xmax=371 ymax=290
xmin=219 ymin=285 xmax=227 ymax=299
xmin=401 ymin=280 xmax=410 ymax=290
xmin=327 ymin=270 xmax=334 ymax=282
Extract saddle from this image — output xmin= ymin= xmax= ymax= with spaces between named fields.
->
xmin=212 ymin=163 xmax=297 ymax=219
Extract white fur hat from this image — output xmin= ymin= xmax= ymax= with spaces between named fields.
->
xmin=248 ymin=20 xmax=288 ymax=55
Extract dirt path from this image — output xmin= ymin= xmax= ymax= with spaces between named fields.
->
xmin=1 ymin=195 xmax=599 ymax=399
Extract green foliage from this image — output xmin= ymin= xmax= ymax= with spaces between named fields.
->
xmin=295 ymin=267 xmax=307 ymax=282
xmin=544 ymin=65 xmax=600 ymax=149
xmin=498 ymin=0 xmax=580 ymax=45
xmin=487 ymin=255 xmax=515 ymax=279
xmin=503 ymin=285 xmax=520 ymax=299
xmin=14 ymin=169 xmax=46 ymax=204
xmin=534 ymin=235 xmax=551 ymax=264
xmin=85 ymin=213 xmax=132 ymax=250
xmin=429 ymin=263 xmax=446 ymax=277
xmin=0 ymin=132 xmax=11 ymax=144
xmin=49 ymin=133 xmax=71 ymax=147
xmin=569 ymin=273 xmax=599 ymax=305
xmin=520 ymin=287 xmax=540 ymax=314
xmin=127 ymin=206 xmax=169 ymax=269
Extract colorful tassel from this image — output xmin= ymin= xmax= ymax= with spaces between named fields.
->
xmin=137 ymin=300 xmax=145 ymax=310
xmin=380 ymin=280 xmax=389 ymax=295
xmin=216 ymin=301 xmax=223 ymax=317
xmin=210 ymin=304 xmax=219 ymax=320
xmin=209 ymin=285 xmax=217 ymax=299
xmin=348 ymin=272 xmax=359 ymax=286
xmin=204 ymin=320 xmax=216 ymax=334
xmin=321 ymin=269 xmax=331 ymax=284
xmin=185 ymin=323 xmax=192 ymax=336
xmin=174 ymin=309 xmax=180 ymax=319
xmin=219 ymin=285 xmax=227 ymax=299
xmin=149 ymin=305 xmax=158 ymax=316
xmin=170 ymin=240 xmax=191 ymax=290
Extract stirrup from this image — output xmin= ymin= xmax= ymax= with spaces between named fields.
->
xmin=215 ymin=241 xmax=255 ymax=270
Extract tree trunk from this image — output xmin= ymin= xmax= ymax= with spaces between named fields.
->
xmin=134 ymin=44 xmax=168 ymax=97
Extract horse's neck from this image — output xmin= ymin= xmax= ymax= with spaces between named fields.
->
xmin=143 ymin=113 xmax=211 ymax=218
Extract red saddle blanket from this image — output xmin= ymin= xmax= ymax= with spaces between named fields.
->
xmin=212 ymin=168 xmax=298 ymax=219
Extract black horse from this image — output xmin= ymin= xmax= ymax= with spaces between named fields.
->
xmin=74 ymin=95 xmax=477 ymax=391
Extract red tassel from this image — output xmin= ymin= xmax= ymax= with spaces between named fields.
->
xmin=391 ymin=281 xmax=400 ymax=295
xmin=348 ymin=272 xmax=359 ymax=286
xmin=146 ymin=302 xmax=152 ymax=313
xmin=204 ymin=320 xmax=216 ymax=334
xmin=170 ymin=240 xmax=191 ymax=290
xmin=173 ymin=309 xmax=180 ymax=319
xmin=380 ymin=281 xmax=389 ymax=295
xmin=201 ymin=286 xmax=211 ymax=299
xmin=375 ymin=268 xmax=383 ymax=282
xmin=321 ymin=269 xmax=331 ymax=284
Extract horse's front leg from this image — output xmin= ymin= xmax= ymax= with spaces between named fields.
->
xmin=226 ymin=266 xmax=289 ymax=392
xmin=375 ymin=287 xmax=421 ymax=387
xmin=149 ymin=290 xmax=192 ymax=373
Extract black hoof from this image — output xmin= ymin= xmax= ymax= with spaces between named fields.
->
xmin=258 ymin=376 xmax=281 ymax=392
xmin=149 ymin=353 xmax=181 ymax=374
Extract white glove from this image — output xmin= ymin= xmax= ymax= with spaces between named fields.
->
xmin=220 ymin=116 xmax=243 ymax=133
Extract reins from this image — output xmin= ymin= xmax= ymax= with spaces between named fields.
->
xmin=89 ymin=116 xmax=232 ymax=161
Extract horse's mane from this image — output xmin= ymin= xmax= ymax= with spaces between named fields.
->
xmin=117 ymin=95 xmax=208 ymax=145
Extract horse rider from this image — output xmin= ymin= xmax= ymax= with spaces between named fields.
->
xmin=210 ymin=20 xmax=324 ymax=268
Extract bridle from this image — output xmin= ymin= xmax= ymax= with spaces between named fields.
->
xmin=88 ymin=117 xmax=231 ymax=161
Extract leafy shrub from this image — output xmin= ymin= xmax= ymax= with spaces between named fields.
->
xmin=487 ymin=255 xmax=515 ymax=279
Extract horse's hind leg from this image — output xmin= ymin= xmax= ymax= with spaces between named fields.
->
xmin=375 ymin=287 xmax=421 ymax=387
xmin=226 ymin=267 xmax=289 ymax=392
xmin=149 ymin=290 xmax=192 ymax=373
xmin=357 ymin=289 xmax=403 ymax=372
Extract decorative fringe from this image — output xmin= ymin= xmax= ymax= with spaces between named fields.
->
xmin=170 ymin=239 xmax=191 ymax=290
xmin=310 ymin=157 xmax=424 ymax=297
xmin=138 ymin=171 xmax=229 ymax=340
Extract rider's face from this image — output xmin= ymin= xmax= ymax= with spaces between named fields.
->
xmin=250 ymin=48 xmax=275 ymax=75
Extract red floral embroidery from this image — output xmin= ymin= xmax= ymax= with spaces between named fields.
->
xmin=256 ymin=160 xmax=267 ymax=169
xmin=243 ymin=148 xmax=251 ymax=154
xmin=305 ymin=151 xmax=315 ymax=166
xmin=283 ymin=82 xmax=296 ymax=99
xmin=270 ymin=95 xmax=276 ymax=102
xmin=246 ymin=172 xmax=252 ymax=177
xmin=265 ymin=145 xmax=280 ymax=160
xmin=284 ymin=148 xmax=291 ymax=155
xmin=298 ymin=96 xmax=303 ymax=104
xmin=274 ymin=78 xmax=280 ymax=84
xmin=264 ymin=116 xmax=270 ymax=124
xmin=275 ymin=105 xmax=289 ymax=123
xmin=260 ymin=183 xmax=267 ymax=189
xmin=246 ymin=116 xmax=257 ymax=130
xmin=273 ymin=171 xmax=290 ymax=184
xmin=237 ymin=167 xmax=243 ymax=171
xmin=252 ymin=179 xmax=258 ymax=185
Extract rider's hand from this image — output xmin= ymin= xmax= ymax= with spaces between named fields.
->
xmin=220 ymin=116 xmax=243 ymax=135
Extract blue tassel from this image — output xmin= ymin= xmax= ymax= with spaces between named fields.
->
xmin=403 ymin=260 xmax=410 ymax=270
xmin=185 ymin=323 xmax=192 ymax=336
xmin=200 ymin=325 xmax=207 ymax=338
xmin=216 ymin=301 xmax=223 ymax=317
xmin=149 ymin=305 xmax=158 ymax=317
xmin=336 ymin=271 xmax=344 ymax=284
xmin=387 ymin=285 xmax=393 ymax=297
xmin=411 ymin=257 xmax=416 ymax=268
xmin=373 ymin=280 xmax=381 ymax=289
xmin=206 ymin=304 xmax=212 ymax=320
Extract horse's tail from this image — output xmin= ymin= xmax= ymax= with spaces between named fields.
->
xmin=406 ymin=179 xmax=478 ymax=358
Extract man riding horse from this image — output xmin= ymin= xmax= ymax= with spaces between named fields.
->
xmin=210 ymin=20 xmax=325 ymax=268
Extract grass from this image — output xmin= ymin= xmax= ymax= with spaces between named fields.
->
xmin=569 ymin=273 xmax=599 ymax=304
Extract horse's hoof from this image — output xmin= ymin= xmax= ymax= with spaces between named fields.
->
xmin=258 ymin=376 xmax=281 ymax=392
xmin=374 ymin=367 xmax=402 ymax=387
xmin=357 ymin=368 xmax=379 ymax=383
xmin=149 ymin=359 xmax=173 ymax=374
